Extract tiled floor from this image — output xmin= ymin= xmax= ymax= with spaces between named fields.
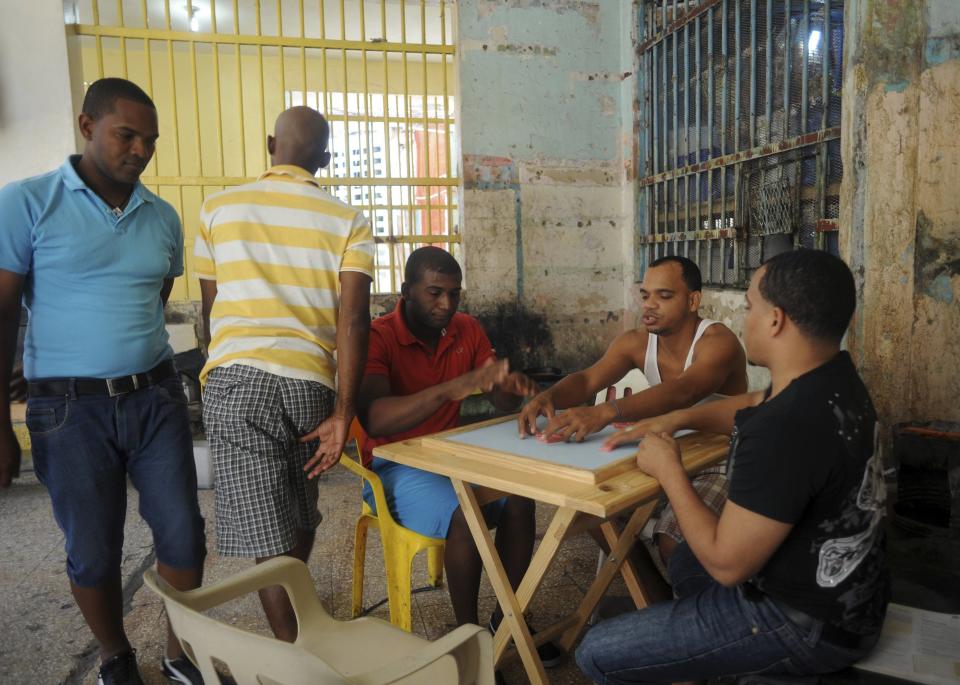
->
xmin=2 ymin=457 xmax=958 ymax=685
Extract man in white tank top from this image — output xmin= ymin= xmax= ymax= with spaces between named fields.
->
xmin=518 ymin=256 xmax=747 ymax=591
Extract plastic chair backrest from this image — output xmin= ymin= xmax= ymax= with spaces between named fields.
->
xmin=593 ymin=367 xmax=650 ymax=406
xmin=144 ymin=566 xmax=347 ymax=685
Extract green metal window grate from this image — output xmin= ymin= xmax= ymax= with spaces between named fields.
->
xmin=636 ymin=0 xmax=844 ymax=287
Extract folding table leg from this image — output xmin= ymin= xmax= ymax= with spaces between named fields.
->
xmin=558 ymin=501 xmax=657 ymax=653
xmin=451 ymin=478 xmax=550 ymax=685
xmin=491 ymin=506 xmax=579 ymax=664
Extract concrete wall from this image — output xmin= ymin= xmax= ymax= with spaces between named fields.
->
xmin=0 ymin=0 xmax=81 ymax=185
xmin=841 ymin=0 xmax=960 ymax=427
xmin=456 ymin=0 xmax=637 ymax=371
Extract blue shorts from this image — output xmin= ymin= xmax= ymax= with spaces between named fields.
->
xmin=27 ymin=377 xmax=207 ymax=587
xmin=363 ymin=457 xmax=506 ymax=539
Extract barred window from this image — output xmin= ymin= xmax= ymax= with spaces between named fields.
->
xmin=636 ymin=0 xmax=843 ymax=287
xmin=68 ymin=0 xmax=459 ymax=298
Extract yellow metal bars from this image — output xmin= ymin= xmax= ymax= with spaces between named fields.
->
xmin=69 ymin=0 xmax=460 ymax=295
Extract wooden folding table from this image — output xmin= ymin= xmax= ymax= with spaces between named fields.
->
xmin=373 ymin=416 xmax=729 ymax=685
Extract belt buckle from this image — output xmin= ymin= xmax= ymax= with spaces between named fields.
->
xmin=106 ymin=376 xmax=134 ymax=397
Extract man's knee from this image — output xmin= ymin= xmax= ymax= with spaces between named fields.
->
xmin=575 ymin=623 xmax=616 ymax=684
xmin=447 ymin=507 xmax=471 ymax=541
xmin=656 ymin=533 xmax=678 ymax=565
xmin=501 ymin=495 xmax=535 ymax=523
xmin=67 ymin=549 xmax=123 ymax=588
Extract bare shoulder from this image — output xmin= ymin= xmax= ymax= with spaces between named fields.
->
xmin=693 ymin=322 xmax=748 ymax=393
xmin=698 ymin=321 xmax=743 ymax=351
xmin=609 ymin=327 xmax=650 ymax=366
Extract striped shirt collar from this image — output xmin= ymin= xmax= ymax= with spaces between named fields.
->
xmin=258 ymin=164 xmax=320 ymax=187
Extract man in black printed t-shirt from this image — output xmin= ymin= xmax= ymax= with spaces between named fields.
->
xmin=577 ymin=249 xmax=889 ymax=684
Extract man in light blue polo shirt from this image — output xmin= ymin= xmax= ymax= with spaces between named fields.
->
xmin=0 ymin=78 xmax=206 ymax=685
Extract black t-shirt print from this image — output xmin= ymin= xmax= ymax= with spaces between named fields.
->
xmin=727 ymin=352 xmax=889 ymax=635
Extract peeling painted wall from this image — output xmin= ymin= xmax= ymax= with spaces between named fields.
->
xmin=841 ymin=0 xmax=960 ymax=427
xmin=456 ymin=0 xmax=638 ymax=371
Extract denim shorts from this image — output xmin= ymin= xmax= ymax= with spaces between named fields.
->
xmin=27 ymin=376 xmax=206 ymax=587
xmin=363 ymin=457 xmax=507 ymax=539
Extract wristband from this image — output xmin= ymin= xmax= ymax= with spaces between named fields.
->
xmin=608 ymin=399 xmax=622 ymax=421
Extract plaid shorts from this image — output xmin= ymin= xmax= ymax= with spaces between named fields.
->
xmin=202 ymin=364 xmax=334 ymax=558
xmin=652 ymin=464 xmax=728 ymax=542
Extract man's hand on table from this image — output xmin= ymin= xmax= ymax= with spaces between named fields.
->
xmin=517 ymin=391 xmax=556 ymax=438
xmin=601 ymin=414 xmax=680 ymax=451
xmin=633 ymin=431 xmax=685 ymax=483
xmin=536 ymin=403 xmax=616 ymax=443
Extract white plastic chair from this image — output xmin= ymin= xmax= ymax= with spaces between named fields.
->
xmin=592 ymin=368 xmax=650 ymax=413
xmin=143 ymin=557 xmax=493 ymax=685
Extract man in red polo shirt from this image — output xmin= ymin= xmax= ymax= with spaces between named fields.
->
xmin=357 ymin=248 xmax=561 ymax=663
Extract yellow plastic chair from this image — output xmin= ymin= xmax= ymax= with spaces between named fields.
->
xmin=144 ymin=557 xmax=493 ymax=685
xmin=339 ymin=423 xmax=445 ymax=632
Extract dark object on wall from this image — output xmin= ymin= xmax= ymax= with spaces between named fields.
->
xmin=523 ymin=366 xmax=565 ymax=384
xmin=892 ymin=421 xmax=960 ymax=538
xmin=472 ymin=303 xmax=554 ymax=372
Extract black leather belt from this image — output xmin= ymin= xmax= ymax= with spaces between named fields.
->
xmin=743 ymin=583 xmax=870 ymax=650
xmin=28 ymin=360 xmax=178 ymax=398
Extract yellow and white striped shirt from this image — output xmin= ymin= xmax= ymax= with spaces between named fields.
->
xmin=194 ymin=165 xmax=374 ymax=387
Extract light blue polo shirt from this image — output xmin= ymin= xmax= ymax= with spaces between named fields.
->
xmin=0 ymin=156 xmax=183 ymax=380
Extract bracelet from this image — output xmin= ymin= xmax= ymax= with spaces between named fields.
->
xmin=608 ymin=399 xmax=622 ymax=421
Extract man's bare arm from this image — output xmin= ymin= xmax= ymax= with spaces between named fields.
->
xmin=358 ymin=359 xmax=510 ymax=438
xmin=635 ymin=432 xmax=791 ymax=586
xmin=301 ymin=271 xmax=372 ymax=477
xmin=603 ymin=390 xmax=763 ymax=449
xmin=331 ymin=272 xmax=372 ymax=420
xmin=198 ymin=278 xmax=218 ymax=349
xmin=540 ymin=325 xmax=746 ymax=442
xmin=0 ymin=270 xmax=25 ymax=487
xmin=518 ymin=331 xmax=643 ymax=436
xmin=160 ymin=277 xmax=176 ymax=306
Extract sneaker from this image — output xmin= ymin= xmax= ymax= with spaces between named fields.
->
xmin=489 ymin=616 xmax=564 ymax=668
xmin=97 ymin=650 xmax=144 ymax=685
xmin=162 ymin=655 xmax=205 ymax=684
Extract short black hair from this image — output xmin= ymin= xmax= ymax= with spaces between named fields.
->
xmin=404 ymin=246 xmax=462 ymax=285
xmin=758 ymin=249 xmax=856 ymax=343
xmin=82 ymin=78 xmax=155 ymax=120
xmin=649 ymin=255 xmax=703 ymax=292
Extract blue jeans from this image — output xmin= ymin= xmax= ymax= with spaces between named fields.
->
xmin=27 ymin=377 xmax=206 ymax=587
xmin=575 ymin=543 xmax=878 ymax=684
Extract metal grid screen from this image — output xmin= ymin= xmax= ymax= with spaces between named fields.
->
xmin=636 ymin=0 xmax=843 ymax=287
xmin=67 ymin=0 xmax=460 ymax=298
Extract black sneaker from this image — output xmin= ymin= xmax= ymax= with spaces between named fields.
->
xmin=489 ymin=617 xmax=565 ymax=668
xmin=162 ymin=655 xmax=205 ymax=684
xmin=97 ymin=649 xmax=144 ymax=685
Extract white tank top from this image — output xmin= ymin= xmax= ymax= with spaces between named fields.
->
xmin=643 ymin=318 xmax=726 ymax=436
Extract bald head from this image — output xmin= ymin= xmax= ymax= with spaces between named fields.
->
xmin=267 ymin=106 xmax=331 ymax=174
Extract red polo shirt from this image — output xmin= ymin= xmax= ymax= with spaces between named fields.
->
xmin=361 ymin=299 xmax=496 ymax=465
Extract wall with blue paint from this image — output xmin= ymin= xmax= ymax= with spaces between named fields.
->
xmin=456 ymin=0 xmax=637 ymax=371
xmin=841 ymin=0 xmax=960 ymax=426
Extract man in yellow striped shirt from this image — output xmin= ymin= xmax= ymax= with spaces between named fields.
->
xmin=194 ymin=106 xmax=373 ymax=641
